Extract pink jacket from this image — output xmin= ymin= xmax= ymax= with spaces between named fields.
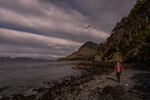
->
xmin=114 ymin=63 xmax=124 ymax=73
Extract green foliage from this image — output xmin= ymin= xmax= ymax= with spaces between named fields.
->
xmin=130 ymin=0 xmax=147 ymax=16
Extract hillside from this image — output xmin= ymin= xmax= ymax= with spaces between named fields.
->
xmin=58 ymin=41 xmax=99 ymax=61
xmin=58 ymin=0 xmax=150 ymax=63
xmin=102 ymin=0 xmax=150 ymax=62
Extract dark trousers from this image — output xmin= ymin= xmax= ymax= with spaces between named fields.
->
xmin=116 ymin=72 xmax=121 ymax=83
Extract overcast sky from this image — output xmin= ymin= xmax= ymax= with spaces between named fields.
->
xmin=0 ymin=0 xmax=136 ymax=59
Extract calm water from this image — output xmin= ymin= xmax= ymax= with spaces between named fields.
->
xmin=0 ymin=61 xmax=81 ymax=96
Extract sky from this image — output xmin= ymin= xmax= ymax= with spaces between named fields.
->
xmin=0 ymin=0 xmax=137 ymax=59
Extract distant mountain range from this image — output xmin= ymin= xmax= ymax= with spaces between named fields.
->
xmin=59 ymin=0 xmax=150 ymax=63
xmin=0 ymin=57 xmax=51 ymax=62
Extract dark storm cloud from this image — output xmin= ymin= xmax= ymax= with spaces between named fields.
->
xmin=0 ymin=0 xmax=136 ymax=58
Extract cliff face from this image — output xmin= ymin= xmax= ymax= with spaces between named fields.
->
xmin=102 ymin=0 xmax=150 ymax=62
xmin=58 ymin=41 xmax=99 ymax=61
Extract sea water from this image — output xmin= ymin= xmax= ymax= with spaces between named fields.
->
xmin=0 ymin=60 xmax=81 ymax=96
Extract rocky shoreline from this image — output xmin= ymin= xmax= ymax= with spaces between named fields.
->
xmin=0 ymin=63 xmax=150 ymax=100
xmin=0 ymin=62 xmax=111 ymax=100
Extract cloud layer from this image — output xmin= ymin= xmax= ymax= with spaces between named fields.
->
xmin=0 ymin=0 xmax=136 ymax=58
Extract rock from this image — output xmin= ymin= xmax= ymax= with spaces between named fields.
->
xmin=88 ymin=85 xmax=126 ymax=100
xmin=12 ymin=94 xmax=25 ymax=100
xmin=102 ymin=86 xmax=125 ymax=100
xmin=88 ymin=87 xmax=103 ymax=100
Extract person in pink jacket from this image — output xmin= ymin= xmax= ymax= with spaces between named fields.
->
xmin=114 ymin=61 xmax=124 ymax=83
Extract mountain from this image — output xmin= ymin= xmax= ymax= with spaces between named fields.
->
xmin=58 ymin=41 xmax=99 ymax=61
xmin=58 ymin=0 xmax=150 ymax=63
xmin=0 ymin=57 xmax=51 ymax=62
xmin=102 ymin=0 xmax=150 ymax=62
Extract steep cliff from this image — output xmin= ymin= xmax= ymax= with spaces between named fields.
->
xmin=102 ymin=0 xmax=150 ymax=62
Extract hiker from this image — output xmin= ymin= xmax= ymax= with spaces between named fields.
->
xmin=114 ymin=61 xmax=124 ymax=83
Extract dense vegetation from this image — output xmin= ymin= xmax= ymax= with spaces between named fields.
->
xmin=102 ymin=0 xmax=150 ymax=63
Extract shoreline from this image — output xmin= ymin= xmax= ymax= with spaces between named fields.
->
xmin=0 ymin=62 xmax=111 ymax=100
xmin=1 ymin=62 xmax=150 ymax=100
